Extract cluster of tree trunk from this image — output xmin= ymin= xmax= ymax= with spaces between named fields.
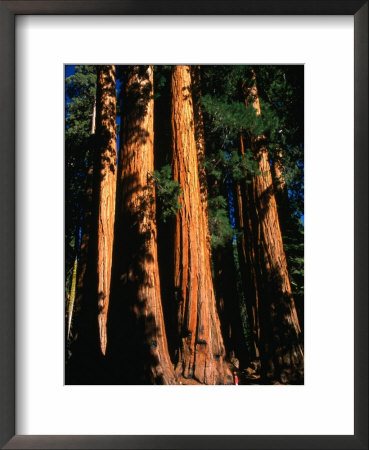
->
xmin=66 ymin=65 xmax=304 ymax=385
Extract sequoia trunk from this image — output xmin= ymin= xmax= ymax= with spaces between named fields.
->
xmin=234 ymin=171 xmax=261 ymax=368
xmin=94 ymin=65 xmax=117 ymax=355
xmin=240 ymin=72 xmax=304 ymax=383
xmin=171 ymin=65 xmax=231 ymax=385
xmin=116 ymin=65 xmax=176 ymax=384
xmin=271 ymin=146 xmax=289 ymax=235
xmin=191 ymin=66 xmax=211 ymax=251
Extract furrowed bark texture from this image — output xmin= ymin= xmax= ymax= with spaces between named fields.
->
xmin=240 ymin=73 xmax=303 ymax=383
xmin=171 ymin=65 xmax=231 ymax=385
xmin=95 ymin=65 xmax=117 ymax=356
xmin=191 ymin=65 xmax=211 ymax=252
xmin=117 ymin=65 xmax=176 ymax=384
xmin=271 ymin=146 xmax=289 ymax=235
xmin=272 ymin=146 xmax=287 ymax=197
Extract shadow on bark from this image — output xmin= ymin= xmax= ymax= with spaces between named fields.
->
xmin=107 ymin=173 xmax=167 ymax=384
xmin=106 ymin=67 xmax=172 ymax=384
xmin=241 ymin=172 xmax=304 ymax=385
xmin=213 ymin=244 xmax=249 ymax=368
xmin=153 ymin=71 xmax=180 ymax=363
xmin=258 ymin=267 xmax=304 ymax=385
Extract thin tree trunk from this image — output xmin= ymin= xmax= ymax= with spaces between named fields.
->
xmin=67 ymin=256 xmax=78 ymax=339
xmin=240 ymin=71 xmax=303 ymax=383
xmin=116 ymin=65 xmax=176 ymax=384
xmin=91 ymin=98 xmax=96 ymax=135
xmin=94 ymin=65 xmax=117 ymax=356
xmin=171 ymin=65 xmax=231 ymax=385
xmin=234 ymin=157 xmax=261 ymax=368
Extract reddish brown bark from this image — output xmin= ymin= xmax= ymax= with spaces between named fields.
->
xmin=95 ymin=65 xmax=117 ymax=356
xmin=117 ymin=65 xmax=176 ymax=384
xmin=191 ymin=66 xmax=211 ymax=251
xmin=171 ymin=65 xmax=231 ymax=385
xmin=239 ymin=72 xmax=303 ymax=383
xmin=271 ymin=146 xmax=289 ymax=232
xmin=272 ymin=146 xmax=287 ymax=197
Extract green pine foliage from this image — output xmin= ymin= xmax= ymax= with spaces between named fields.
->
xmin=208 ymin=196 xmax=234 ymax=249
xmin=200 ymin=94 xmax=264 ymax=137
xmin=255 ymin=65 xmax=304 ymax=217
xmin=65 ymin=65 xmax=97 ymax=295
xmin=203 ymin=148 xmax=259 ymax=183
xmin=199 ymin=65 xmax=304 ymax=343
xmin=66 ymin=65 xmax=97 ymax=143
xmin=153 ymin=65 xmax=172 ymax=99
xmin=150 ymin=165 xmax=182 ymax=223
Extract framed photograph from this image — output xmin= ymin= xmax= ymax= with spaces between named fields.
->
xmin=0 ymin=1 xmax=367 ymax=449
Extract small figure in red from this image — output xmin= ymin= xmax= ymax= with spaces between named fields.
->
xmin=233 ymin=371 xmax=239 ymax=385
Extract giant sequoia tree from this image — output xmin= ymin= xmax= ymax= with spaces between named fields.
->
xmin=65 ymin=64 xmax=304 ymax=385
xmin=93 ymin=65 xmax=118 ymax=356
xmin=110 ymin=66 xmax=175 ymax=384
xmin=238 ymin=71 xmax=303 ymax=383
xmin=171 ymin=65 xmax=231 ymax=384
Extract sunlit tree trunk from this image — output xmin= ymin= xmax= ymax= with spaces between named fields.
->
xmin=171 ymin=65 xmax=231 ymax=385
xmin=94 ymin=65 xmax=117 ymax=356
xmin=271 ymin=146 xmax=304 ymax=330
xmin=271 ymin=145 xmax=289 ymax=235
xmin=272 ymin=146 xmax=286 ymax=197
xmin=115 ymin=65 xmax=176 ymax=384
xmin=67 ymin=256 xmax=78 ymax=339
xmin=240 ymin=71 xmax=303 ymax=383
xmin=191 ymin=65 xmax=211 ymax=251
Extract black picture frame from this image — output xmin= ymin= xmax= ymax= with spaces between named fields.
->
xmin=0 ymin=1 xmax=367 ymax=449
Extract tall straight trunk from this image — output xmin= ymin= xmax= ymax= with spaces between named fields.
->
xmin=191 ymin=66 xmax=211 ymax=251
xmin=240 ymin=71 xmax=303 ymax=383
xmin=234 ymin=164 xmax=261 ymax=367
xmin=171 ymin=65 xmax=231 ymax=385
xmin=94 ymin=65 xmax=117 ymax=356
xmin=192 ymin=67 xmax=246 ymax=365
xmin=115 ymin=65 xmax=176 ymax=384
xmin=67 ymin=256 xmax=78 ymax=339
xmin=271 ymin=147 xmax=304 ymax=329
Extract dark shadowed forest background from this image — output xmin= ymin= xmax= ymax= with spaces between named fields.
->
xmin=65 ymin=65 xmax=304 ymax=385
